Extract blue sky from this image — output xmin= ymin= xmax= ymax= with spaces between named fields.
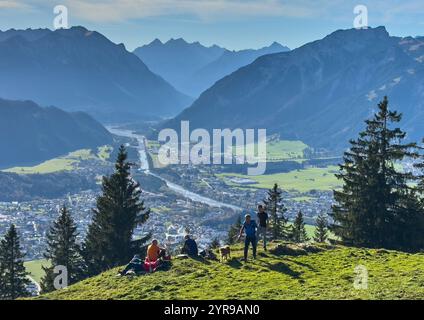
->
xmin=0 ymin=0 xmax=423 ymax=51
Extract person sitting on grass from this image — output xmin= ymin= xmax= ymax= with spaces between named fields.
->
xmin=147 ymin=239 xmax=166 ymax=262
xmin=119 ymin=254 xmax=143 ymax=276
xmin=181 ymin=235 xmax=199 ymax=257
xmin=238 ymin=214 xmax=258 ymax=262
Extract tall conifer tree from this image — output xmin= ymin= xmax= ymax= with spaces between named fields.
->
xmin=83 ymin=145 xmax=150 ymax=275
xmin=41 ymin=206 xmax=85 ymax=293
xmin=314 ymin=214 xmax=329 ymax=243
xmin=331 ymin=97 xmax=421 ymax=250
xmin=291 ymin=211 xmax=309 ymax=243
xmin=263 ymin=184 xmax=290 ymax=240
xmin=0 ymin=224 xmax=30 ymax=300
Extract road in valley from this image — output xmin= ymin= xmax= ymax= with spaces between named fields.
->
xmin=107 ymin=127 xmax=241 ymax=211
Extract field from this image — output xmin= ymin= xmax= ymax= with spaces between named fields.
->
xmin=232 ymin=139 xmax=308 ymax=162
xmin=218 ymin=166 xmax=341 ymax=192
xmin=36 ymin=244 xmax=424 ymax=300
xmin=25 ymin=259 xmax=50 ymax=284
xmin=3 ymin=146 xmax=112 ymax=174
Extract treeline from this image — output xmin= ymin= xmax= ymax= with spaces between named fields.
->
xmin=0 ymin=146 xmax=150 ymax=299
xmin=227 ymin=97 xmax=424 ymax=251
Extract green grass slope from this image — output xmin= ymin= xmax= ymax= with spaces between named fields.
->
xmin=37 ymin=244 xmax=424 ymax=300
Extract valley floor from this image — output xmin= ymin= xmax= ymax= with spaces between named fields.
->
xmin=37 ymin=244 xmax=424 ymax=300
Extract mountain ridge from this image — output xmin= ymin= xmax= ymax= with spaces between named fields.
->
xmin=0 ymin=26 xmax=192 ymax=121
xmin=134 ymin=38 xmax=289 ymax=97
xmin=0 ymin=98 xmax=113 ymax=168
xmin=163 ymin=26 xmax=424 ymax=150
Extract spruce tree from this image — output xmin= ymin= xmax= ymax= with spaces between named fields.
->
xmin=41 ymin=206 xmax=85 ymax=293
xmin=291 ymin=211 xmax=309 ymax=243
xmin=0 ymin=224 xmax=30 ymax=300
xmin=83 ymin=145 xmax=150 ymax=275
xmin=263 ymin=184 xmax=290 ymax=240
xmin=330 ymin=97 xmax=421 ymax=250
xmin=313 ymin=214 xmax=329 ymax=243
xmin=226 ymin=215 xmax=242 ymax=245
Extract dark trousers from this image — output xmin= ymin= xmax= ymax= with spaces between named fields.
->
xmin=121 ymin=262 xmax=143 ymax=275
xmin=244 ymin=236 xmax=257 ymax=260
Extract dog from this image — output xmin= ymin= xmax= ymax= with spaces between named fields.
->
xmin=219 ymin=246 xmax=231 ymax=262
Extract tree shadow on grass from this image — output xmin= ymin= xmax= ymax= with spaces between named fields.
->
xmin=284 ymin=259 xmax=317 ymax=272
xmin=263 ymin=261 xmax=302 ymax=279
xmin=192 ymin=256 xmax=212 ymax=265
xmin=258 ymin=252 xmax=270 ymax=258
xmin=227 ymin=259 xmax=243 ymax=269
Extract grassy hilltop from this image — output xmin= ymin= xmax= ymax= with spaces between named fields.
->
xmin=36 ymin=243 xmax=424 ymax=300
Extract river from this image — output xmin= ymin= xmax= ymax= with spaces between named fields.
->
xmin=107 ymin=127 xmax=241 ymax=211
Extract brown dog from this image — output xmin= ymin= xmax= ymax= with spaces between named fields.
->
xmin=219 ymin=246 xmax=231 ymax=262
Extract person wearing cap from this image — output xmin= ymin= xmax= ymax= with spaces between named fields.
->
xmin=238 ymin=214 xmax=258 ymax=261
xmin=181 ymin=235 xmax=199 ymax=257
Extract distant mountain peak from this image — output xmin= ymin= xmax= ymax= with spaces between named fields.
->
xmin=150 ymin=38 xmax=163 ymax=45
xmin=0 ymin=26 xmax=191 ymax=120
xmin=166 ymin=37 xmax=188 ymax=45
xmin=325 ymin=26 xmax=390 ymax=42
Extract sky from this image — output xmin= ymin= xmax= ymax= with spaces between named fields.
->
xmin=0 ymin=0 xmax=423 ymax=51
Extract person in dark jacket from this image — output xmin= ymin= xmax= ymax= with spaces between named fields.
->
xmin=256 ymin=205 xmax=269 ymax=251
xmin=181 ymin=235 xmax=199 ymax=257
xmin=119 ymin=254 xmax=143 ymax=275
xmin=238 ymin=214 xmax=258 ymax=262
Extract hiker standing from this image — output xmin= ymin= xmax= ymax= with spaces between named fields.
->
xmin=256 ymin=205 xmax=269 ymax=251
xmin=238 ymin=214 xmax=258 ymax=261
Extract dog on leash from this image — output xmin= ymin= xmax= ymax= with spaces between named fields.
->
xmin=219 ymin=246 xmax=231 ymax=262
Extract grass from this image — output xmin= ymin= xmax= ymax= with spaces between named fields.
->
xmin=97 ymin=145 xmax=113 ymax=161
xmin=286 ymin=223 xmax=317 ymax=239
xmin=232 ymin=140 xmax=308 ymax=162
xmin=150 ymin=153 xmax=169 ymax=169
xmin=25 ymin=259 xmax=50 ymax=284
xmin=218 ymin=166 xmax=341 ymax=192
xmin=35 ymin=244 xmax=424 ymax=300
xmin=3 ymin=146 xmax=112 ymax=174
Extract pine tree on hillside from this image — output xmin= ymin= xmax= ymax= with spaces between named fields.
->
xmin=83 ymin=145 xmax=150 ymax=275
xmin=0 ymin=224 xmax=30 ymax=300
xmin=226 ymin=215 xmax=242 ymax=245
xmin=331 ymin=97 xmax=421 ymax=250
xmin=291 ymin=211 xmax=309 ymax=243
xmin=41 ymin=206 xmax=85 ymax=293
xmin=313 ymin=214 xmax=329 ymax=243
xmin=263 ymin=184 xmax=290 ymax=240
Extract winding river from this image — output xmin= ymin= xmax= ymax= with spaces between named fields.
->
xmin=107 ymin=127 xmax=241 ymax=211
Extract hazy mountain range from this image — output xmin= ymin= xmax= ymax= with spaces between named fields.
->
xmin=134 ymin=39 xmax=289 ymax=97
xmin=0 ymin=98 xmax=112 ymax=168
xmin=165 ymin=27 xmax=424 ymax=149
xmin=0 ymin=27 xmax=191 ymax=121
